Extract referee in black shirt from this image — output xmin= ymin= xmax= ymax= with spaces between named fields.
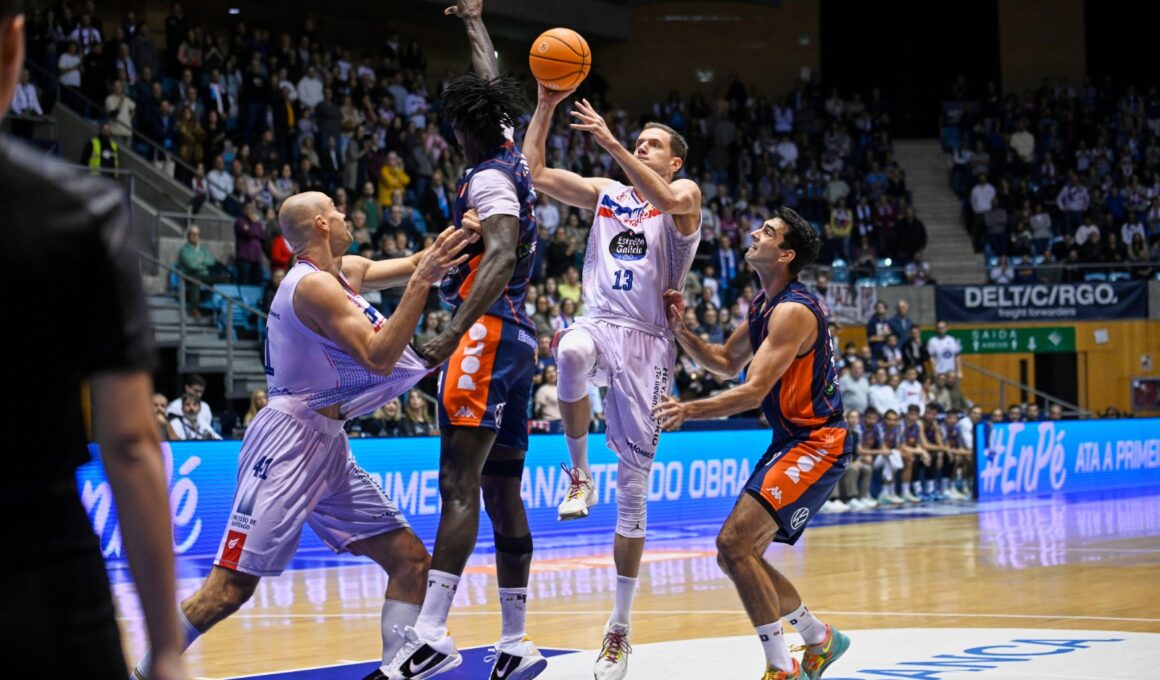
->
xmin=0 ymin=3 xmax=186 ymax=678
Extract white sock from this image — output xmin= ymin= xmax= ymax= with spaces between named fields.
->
xmin=134 ymin=608 xmax=202 ymax=678
xmin=784 ymin=603 xmax=827 ymax=645
xmin=566 ymin=434 xmax=590 ymax=477
xmin=414 ymin=570 xmax=459 ymax=638
xmin=381 ymin=599 xmax=421 ymax=665
xmin=756 ymin=621 xmax=794 ymax=671
xmin=609 ymin=575 xmax=637 ymax=628
xmin=498 ymin=587 xmax=528 ymax=645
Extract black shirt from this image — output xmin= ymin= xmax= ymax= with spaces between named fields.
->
xmin=0 ymin=134 xmax=155 ymax=494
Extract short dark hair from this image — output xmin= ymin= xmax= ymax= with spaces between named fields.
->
xmin=773 ymin=206 xmax=819 ymax=275
xmin=0 ymin=0 xmax=24 ymax=21
xmin=185 ymin=374 xmax=207 ymax=389
xmin=643 ymin=122 xmax=688 ymax=164
xmin=440 ymin=73 xmax=525 ymax=149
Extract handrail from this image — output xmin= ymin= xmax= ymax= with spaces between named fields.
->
xmin=960 ymin=359 xmax=1093 ymax=418
xmin=26 ymin=59 xmax=201 ymax=181
xmin=137 ymin=248 xmax=268 ymax=396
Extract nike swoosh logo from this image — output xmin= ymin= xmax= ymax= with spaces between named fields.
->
xmin=401 ymin=647 xmax=445 ymax=678
xmin=492 ymin=654 xmax=518 ymax=679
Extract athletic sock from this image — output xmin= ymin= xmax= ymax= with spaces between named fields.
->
xmin=566 ymin=434 xmax=590 ymax=477
xmin=498 ymin=587 xmax=528 ymax=646
xmin=609 ymin=575 xmax=637 ymax=628
xmin=414 ymin=570 xmax=460 ymax=638
xmin=133 ymin=608 xmax=202 ymax=679
xmin=756 ymin=621 xmax=794 ymax=671
xmin=381 ymin=600 xmax=421 ymax=665
xmin=784 ymin=603 xmax=827 ymax=645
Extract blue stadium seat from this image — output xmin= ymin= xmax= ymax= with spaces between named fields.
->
xmin=1083 ymin=272 xmax=1108 ymax=282
xmin=830 ymin=259 xmax=850 ymax=283
xmin=987 ymin=256 xmax=1000 ymax=268
xmin=1108 ymin=271 xmax=1131 ymax=282
xmin=212 ymin=284 xmax=263 ymax=336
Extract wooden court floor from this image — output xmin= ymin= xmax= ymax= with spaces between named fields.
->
xmin=111 ymin=493 xmax=1160 ymax=679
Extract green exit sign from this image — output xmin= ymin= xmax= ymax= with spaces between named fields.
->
xmin=920 ymin=327 xmax=1076 ymax=354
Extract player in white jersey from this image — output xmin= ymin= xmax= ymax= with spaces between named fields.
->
xmin=926 ymin=320 xmax=963 ymax=378
xmin=132 ymin=192 xmax=471 ymax=680
xmin=525 ymin=85 xmax=701 ymax=679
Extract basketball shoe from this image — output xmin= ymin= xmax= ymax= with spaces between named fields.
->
xmin=485 ymin=636 xmax=548 ymax=680
xmin=557 ymin=463 xmax=597 ymax=520
xmin=760 ymin=659 xmax=805 ymax=679
xmin=797 ymin=625 xmax=851 ymax=680
xmin=377 ymin=625 xmax=462 ymax=680
xmin=593 ymin=622 xmax=632 ymax=679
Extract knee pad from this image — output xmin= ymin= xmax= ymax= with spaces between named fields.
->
xmin=493 ymin=531 xmax=533 ymax=556
xmin=482 ymin=457 xmax=525 ymax=478
xmin=555 ymin=330 xmax=597 ymax=402
xmin=615 ymin=463 xmax=648 ymax=538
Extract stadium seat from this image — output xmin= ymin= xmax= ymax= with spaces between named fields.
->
xmin=1109 ymin=271 xmax=1131 ymax=282
xmin=831 ymin=259 xmax=850 ymax=283
xmin=1084 ymin=272 xmax=1108 ymax=282
xmin=212 ymin=283 xmax=264 ymax=337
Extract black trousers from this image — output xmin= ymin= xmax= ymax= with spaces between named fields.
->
xmin=0 ymin=493 xmax=128 ymax=678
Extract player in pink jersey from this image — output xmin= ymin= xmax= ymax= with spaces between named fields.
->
xmin=525 ymin=85 xmax=701 ymax=680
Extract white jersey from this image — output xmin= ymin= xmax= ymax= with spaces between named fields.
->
xmin=927 ymin=334 xmax=962 ymax=375
xmin=583 ymin=181 xmax=700 ymax=333
xmin=265 ymin=260 xmax=429 ymax=419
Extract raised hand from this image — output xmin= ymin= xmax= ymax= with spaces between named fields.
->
xmin=443 ymin=0 xmax=482 ymax=20
xmin=538 ymin=82 xmax=578 ymax=110
xmin=414 ymin=226 xmax=471 ymax=285
xmin=569 ymin=98 xmax=618 ymax=149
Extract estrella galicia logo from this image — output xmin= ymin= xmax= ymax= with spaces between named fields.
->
xmin=609 ymin=230 xmax=647 ymax=261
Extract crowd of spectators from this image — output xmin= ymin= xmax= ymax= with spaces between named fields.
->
xmin=944 ymin=76 xmax=1160 ymax=282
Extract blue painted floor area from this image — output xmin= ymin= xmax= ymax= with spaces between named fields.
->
xmin=231 ymin=646 xmax=577 ymax=680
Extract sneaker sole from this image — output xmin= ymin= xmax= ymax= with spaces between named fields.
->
xmin=558 ymin=508 xmax=590 ymax=521
xmin=509 ymin=657 xmax=548 ymax=680
xmin=810 ymin=632 xmax=850 ymax=680
xmin=408 ymin=653 xmax=463 ymax=680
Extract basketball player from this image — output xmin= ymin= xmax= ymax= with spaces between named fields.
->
xmin=523 ymin=74 xmax=701 ymax=680
xmin=654 ymin=209 xmax=851 ymax=680
xmin=382 ymin=3 xmax=546 ymax=679
xmin=2 ymin=2 xmax=185 ymax=677
xmin=131 ymin=193 xmax=471 ymax=680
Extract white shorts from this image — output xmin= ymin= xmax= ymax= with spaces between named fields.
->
xmin=558 ymin=317 xmax=675 ymax=473
xmin=214 ymin=397 xmax=409 ymax=576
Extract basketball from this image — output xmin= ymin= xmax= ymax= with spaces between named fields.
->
xmin=529 ymin=27 xmax=591 ymax=91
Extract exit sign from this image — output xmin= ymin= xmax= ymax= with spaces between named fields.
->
xmin=920 ymin=327 xmax=1076 ymax=354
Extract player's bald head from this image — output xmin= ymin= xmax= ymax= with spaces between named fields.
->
xmin=278 ymin=191 xmax=330 ymax=250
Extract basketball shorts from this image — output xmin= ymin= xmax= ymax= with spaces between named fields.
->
xmin=744 ymin=422 xmax=852 ymax=545
xmin=439 ymin=314 xmax=536 ymax=450
xmin=214 ymin=397 xmax=410 ymax=576
xmin=555 ymin=317 xmax=675 ymax=473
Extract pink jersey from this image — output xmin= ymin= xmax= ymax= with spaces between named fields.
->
xmin=582 ymin=181 xmax=700 ymax=333
xmin=265 ymin=259 xmax=429 ymax=419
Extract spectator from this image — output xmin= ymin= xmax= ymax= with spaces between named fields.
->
xmin=10 ymin=67 xmax=41 ymax=118
xmin=176 ymin=224 xmax=222 ymax=315
xmin=969 ymin=174 xmax=996 ymax=251
xmin=242 ymin=388 xmax=268 ymax=428
xmin=887 ymin=299 xmax=914 ymax=339
xmin=377 ymin=150 xmax=410 ymax=210
xmin=926 ymin=320 xmax=962 ymax=379
xmin=868 ymin=367 xmax=901 ymax=414
xmin=104 ymin=79 xmax=135 ymax=148
xmin=840 ymin=359 xmax=870 ymax=413
xmin=552 ymin=298 xmax=578 ymax=331
xmin=865 ymin=301 xmax=891 ymax=358
xmin=989 ymin=254 xmax=1014 ymax=283
xmin=167 ymin=394 xmax=221 ymax=440
xmin=901 ymin=325 xmax=930 ymax=379
xmin=896 ymin=366 xmax=926 ymax=415
xmin=879 ymin=333 xmax=904 ymax=376
xmin=402 ymin=390 xmax=437 ymax=436
xmin=153 ymin=392 xmax=177 ymax=441
xmin=905 ymin=251 xmax=933 ymax=285
xmin=534 ymin=365 xmax=562 ymax=422
xmin=1056 ymin=173 xmax=1090 ymax=232
xmin=1047 ymin=403 xmax=1064 ymax=421
xmin=233 ymin=201 xmax=267 ymax=285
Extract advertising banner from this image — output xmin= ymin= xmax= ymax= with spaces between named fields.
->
xmin=976 ymin=418 xmax=1160 ymax=500
xmin=936 ymin=282 xmax=1147 ymax=322
xmin=77 ymin=430 xmax=774 ymax=562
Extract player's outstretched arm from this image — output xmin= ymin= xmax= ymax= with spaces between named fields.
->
xmin=416 ymin=214 xmax=519 ymax=367
xmin=445 ymin=0 xmax=497 ymax=80
xmin=296 ymin=228 xmax=469 ymax=376
xmin=655 ymin=302 xmax=814 ymax=429
xmin=92 ymin=371 xmax=187 ymax=680
xmin=664 ymin=289 xmax=752 ymax=378
xmin=345 ymin=211 xmax=483 ymax=292
xmin=525 ymin=83 xmax=611 ymax=209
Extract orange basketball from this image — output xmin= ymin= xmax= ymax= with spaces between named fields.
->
xmin=529 ymin=27 xmax=591 ymax=91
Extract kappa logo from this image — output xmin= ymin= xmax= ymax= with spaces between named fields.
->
xmin=455 ymin=406 xmax=476 ymax=420
xmin=790 ymin=507 xmax=810 ymax=530
xmin=766 ymin=486 xmax=783 ymax=503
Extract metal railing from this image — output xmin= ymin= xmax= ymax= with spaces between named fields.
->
xmin=26 ymin=59 xmax=201 ymax=182
xmin=136 ymin=249 xmax=268 ymax=396
xmin=961 ymin=359 xmax=1093 ymax=418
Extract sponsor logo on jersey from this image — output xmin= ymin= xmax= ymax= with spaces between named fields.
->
xmin=517 ymin=329 xmax=537 ymax=349
xmin=625 ymin=439 xmax=655 ymax=459
xmin=609 ymin=230 xmax=648 ymax=261
xmin=457 ymin=323 xmax=489 ymax=392
xmin=455 ymin=406 xmax=476 ymax=420
xmin=598 ymin=193 xmax=662 ymax=227
xmin=220 ymin=529 xmax=247 ymax=568
xmin=492 ymin=402 xmax=505 ymax=428
xmin=790 ymin=507 xmax=810 ymax=529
